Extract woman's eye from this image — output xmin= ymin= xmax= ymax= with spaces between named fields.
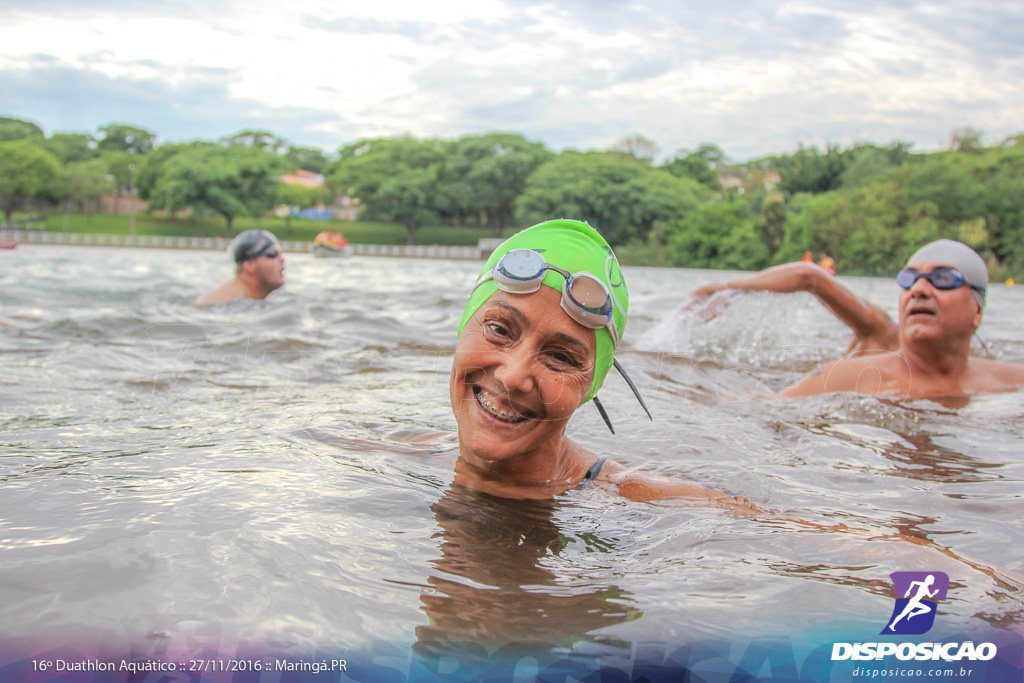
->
xmin=486 ymin=321 xmax=512 ymax=338
xmin=550 ymin=350 xmax=582 ymax=368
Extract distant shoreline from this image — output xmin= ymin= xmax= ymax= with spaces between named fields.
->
xmin=0 ymin=229 xmax=485 ymax=260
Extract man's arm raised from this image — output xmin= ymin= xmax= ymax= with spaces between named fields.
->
xmin=688 ymin=262 xmax=899 ymax=356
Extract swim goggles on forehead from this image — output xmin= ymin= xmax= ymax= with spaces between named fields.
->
xmin=897 ymin=267 xmax=984 ymax=295
xmin=476 ymin=249 xmax=620 ymax=347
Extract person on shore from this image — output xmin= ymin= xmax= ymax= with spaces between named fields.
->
xmin=194 ymin=230 xmax=286 ymax=305
xmin=688 ymin=240 xmax=1024 ymax=399
xmin=450 ymin=218 xmax=758 ymax=508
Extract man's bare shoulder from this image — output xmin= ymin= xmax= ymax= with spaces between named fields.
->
xmin=780 ymin=352 xmax=908 ymax=397
xmin=193 ymin=279 xmax=248 ymax=306
xmin=966 ymin=357 xmax=1024 ymax=392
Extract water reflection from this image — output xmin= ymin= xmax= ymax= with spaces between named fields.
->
xmin=808 ymin=422 xmax=1004 ymax=484
xmin=3 ymin=248 xmax=1024 ymax=658
xmin=415 ymin=484 xmax=640 ymax=658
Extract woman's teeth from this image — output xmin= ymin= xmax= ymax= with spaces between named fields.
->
xmin=475 ymin=388 xmax=527 ymax=423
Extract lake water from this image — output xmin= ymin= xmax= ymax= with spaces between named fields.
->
xmin=1 ymin=245 xmax=1022 ymax=682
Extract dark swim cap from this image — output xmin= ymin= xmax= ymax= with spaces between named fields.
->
xmin=459 ymin=219 xmax=628 ymax=403
xmin=231 ymin=230 xmax=280 ymax=264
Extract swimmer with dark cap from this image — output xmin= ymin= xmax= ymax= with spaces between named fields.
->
xmin=451 ymin=218 xmax=758 ymax=507
xmin=687 ymin=239 xmax=1024 ymax=398
xmin=194 ymin=230 xmax=286 ymax=305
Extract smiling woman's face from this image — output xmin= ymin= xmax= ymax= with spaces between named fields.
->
xmin=450 ymin=286 xmax=596 ymax=468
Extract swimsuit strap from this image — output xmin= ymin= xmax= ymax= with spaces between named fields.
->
xmin=578 ymin=457 xmax=607 ymax=488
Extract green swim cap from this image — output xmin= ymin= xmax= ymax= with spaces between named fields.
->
xmin=458 ymin=219 xmax=628 ymax=403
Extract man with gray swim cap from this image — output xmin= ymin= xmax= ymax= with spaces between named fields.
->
xmin=688 ymin=239 xmax=1024 ymax=398
xmin=781 ymin=239 xmax=1024 ymax=398
xmin=194 ymin=230 xmax=287 ymax=305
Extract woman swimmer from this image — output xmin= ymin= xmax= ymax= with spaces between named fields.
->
xmin=444 ymin=226 xmax=1024 ymax=595
xmin=450 ymin=219 xmax=757 ymax=509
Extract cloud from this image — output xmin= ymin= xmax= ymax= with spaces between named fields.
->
xmin=0 ymin=59 xmax=351 ymax=149
xmin=0 ymin=0 xmax=1022 ymax=160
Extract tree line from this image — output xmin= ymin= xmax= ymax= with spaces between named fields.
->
xmin=1 ymin=116 xmax=1021 ymax=277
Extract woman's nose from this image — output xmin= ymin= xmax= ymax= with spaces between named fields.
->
xmin=493 ymin=346 xmax=537 ymax=395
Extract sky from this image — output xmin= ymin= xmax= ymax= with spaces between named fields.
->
xmin=1 ymin=0 xmax=1022 ymax=163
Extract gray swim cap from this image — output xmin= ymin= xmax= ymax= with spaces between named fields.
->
xmin=231 ymin=230 xmax=280 ymax=264
xmin=906 ymin=239 xmax=987 ymax=309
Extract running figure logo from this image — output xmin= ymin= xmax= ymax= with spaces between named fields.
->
xmin=881 ymin=571 xmax=949 ymax=635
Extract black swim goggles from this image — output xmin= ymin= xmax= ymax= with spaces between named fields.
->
xmin=897 ymin=267 xmax=984 ymax=295
xmin=475 ymin=248 xmax=620 ymax=347
xmin=257 ymin=247 xmax=281 ymax=260
xmin=235 ymin=233 xmax=279 ymax=264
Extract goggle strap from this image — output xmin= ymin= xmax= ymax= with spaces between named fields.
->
xmin=592 ymin=395 xmax=615 ymax=434
xmin=614 ymin=359 xmax=653 ymax=421
xmin=591 ymin=362 xmax=652 ymax=436
xmin=606 ymin=321 xmax=620 ymax=348
xmin=974 ymin=332 xmax=994 ymax=359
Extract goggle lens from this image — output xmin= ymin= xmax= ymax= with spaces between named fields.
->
xmin=498 ymin=250 xmax=545 ymax=281
xmin=567 ymin=275 xmax=611 ymax=313
xmin=897 ymin=267 xmax=966 ymax=290
xmin=259 ymin=248 xmax=281 ymax=259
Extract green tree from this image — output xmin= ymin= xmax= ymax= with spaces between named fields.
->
xmin=327 ymin=137 xmax=447 ymax=245
xmin=62 ymin=158 xmax=114 ymax=215
xmin=0 ymin=140 xmax=63 ymax=226
xmin=149 ymin=145 xmax=286 ymax=236
xmin=96 ymin=123 xmax=156 ymax=155
xmin=135 ymin=142 xmax=211 ymax=200
xmin=981 ymin=175 xmax=1024 ymax=271
xmin=950 ymin=127 xmax=983 ymax=154
xmin=0 ymin=117 xmax=45 ymax=142
xmin=100 ymin=150 xmax=137 ymax=196
xmin=662 ymin=152 xmax=721 ymax=190
xmin=665 ymin=195 xmax=768 ymax=270
xmin=440 ymin=133 xmax=553 ymax=236
xmin=839 ymin=144 xmax=900 ymax=189
xmin=777 ymin=181 xmax=940 ymax=274
xmin=42 ymin=132 xmax=98 ymax=164
xmin=284 ymin=146 xmax=329 ymax=174
xmin=775 ymin=143 xmax=848 ymax=195
xmin=690 ymin=143 xmax=729 ymax=170
xmin=516 ymin=152 xmax=710 ymax=244
xmin=758 ymin=191 xmax=787 ymax=256
xmin=898 ymin=157 xmax=983 ymax=228
xmin=222 ymin=129 xmax=287 ymax=154
xmin=610 ymin=135 xmax=659 ymax=165
xmin=628 ymin=168 xmax=711 ymax=241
